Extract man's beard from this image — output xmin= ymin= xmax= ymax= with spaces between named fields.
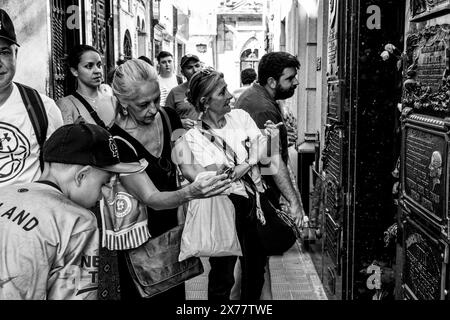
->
xmin=274 ymin=84 xmax=296 ymax=100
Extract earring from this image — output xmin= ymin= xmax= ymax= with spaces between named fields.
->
xmin=122 ymin=106 xmax=128 ymax=116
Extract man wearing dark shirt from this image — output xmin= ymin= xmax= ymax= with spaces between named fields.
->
xmin=165 ymin=54 xmax=203 ymax=130
xmin=235 ymin=51 xmax=304 ymax=226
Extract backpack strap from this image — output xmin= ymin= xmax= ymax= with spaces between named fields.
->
xmin=15 ymin=82 xmax=48 ymax=171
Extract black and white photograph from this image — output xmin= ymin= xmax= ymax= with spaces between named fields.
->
xmin=0 ymin=0 xmax=449 ymax=315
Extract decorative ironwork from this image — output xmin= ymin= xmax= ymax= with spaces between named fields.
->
xmin=50 ymin=0 xmax=67 ymax=100
xmin=325 ymin=212 xmax=341 ymax=268
xmin=402 ymin=24 xmax=450 ymax=117
xmin=410 ymin=0 xmax=450 ymax=21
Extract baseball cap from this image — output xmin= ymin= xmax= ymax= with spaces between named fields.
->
xmin=43 ymin=124 xmax=146 ymax=174
xmin=180 ymin=54 xmax=200 ymax=68
xmin=0 ymin=9 xmax=20 ymax=46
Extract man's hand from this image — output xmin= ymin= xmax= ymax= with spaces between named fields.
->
xmin=286 ymin=125 xmax=298 ymax=148
xmin=289 ymin=202 xmax=305 ymax=228
xmin=181 ymin=118 xmax=197 ymax=130
xmin=189 ymin=173 xmax=232 ymax=198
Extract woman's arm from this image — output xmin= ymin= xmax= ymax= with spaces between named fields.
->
xmin=120 ymin=171 xmax=231 ymax=211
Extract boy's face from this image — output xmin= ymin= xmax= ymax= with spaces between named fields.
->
xmin=70 ymin=166 xmax=112 ymax=208
xmin=159 ymin=56 xmax=174 ymax=76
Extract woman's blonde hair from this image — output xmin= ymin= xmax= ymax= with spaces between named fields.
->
xmin=112 ymin=59 xmax=159 ymax=103
xmin=187 ymin=68 xmax=224 ymax=113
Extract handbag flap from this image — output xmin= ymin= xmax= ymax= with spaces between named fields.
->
xmin=126 ymin=225 xmax=203 ymax=287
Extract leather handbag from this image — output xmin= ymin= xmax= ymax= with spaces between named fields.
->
xmin=257 ymin=191 xmax=298 ymax=256
xmin=124 ymin=224 xmax=204 ymax=298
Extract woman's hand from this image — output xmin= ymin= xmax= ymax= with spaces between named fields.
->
xmin=188 ymin=173 xmax=232 ymax=199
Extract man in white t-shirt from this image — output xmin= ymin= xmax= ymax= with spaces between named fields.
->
xmin=157 ymin=51 xmax=182 ymax=107
xmin=0 ymin=9 xmax=63 ymax=187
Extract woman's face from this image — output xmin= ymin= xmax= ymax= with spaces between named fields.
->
xmin=205 ymin=78 xmax=233 ymax=117
xmin=125 ymin=81 xmax=161 ymax=125
xmin=72 ymin=50 xmax=103 ymax=89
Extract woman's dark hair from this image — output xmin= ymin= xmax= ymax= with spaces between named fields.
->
xmin=186 ymin=68 xmax=224 ymax=113
xmin=67 ymin=44 xmax=100 ymax=70
xmin=258 ymin=52 xmax=300 ymax=86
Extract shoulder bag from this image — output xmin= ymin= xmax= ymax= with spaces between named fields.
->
xmin=197 ymin=122 xmax=299 ymax=256
xmin=120 ymin=109 xmax=204 ymax=298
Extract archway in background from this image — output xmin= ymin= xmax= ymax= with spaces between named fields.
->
xmin=240 ymin=37 xmax=260 ymax=84
xmin=124 ymin=30 xmax=132 ymax=60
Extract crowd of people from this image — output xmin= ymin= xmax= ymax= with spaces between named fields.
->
xmin=0 ymin=9 xmax=305 ymax=301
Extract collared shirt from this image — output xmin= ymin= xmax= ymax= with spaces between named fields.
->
xmin=165 ymin=82 xmax=200 ymax=121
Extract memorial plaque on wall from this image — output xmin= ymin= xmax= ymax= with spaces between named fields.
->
xmin=402 ymin=24 xmax=450 ymax=116
xmin=410 ymin=0 xmax=450 ymax=22
xmin=327 ymin=80 xmax=345 ymax=123
xmin=327 ymin=0 xmax=339 ymax=80
xmin=402 ymin=115 xmax=449 ymax=226
xmin=402 ymin=217 xmax=447 ymax=300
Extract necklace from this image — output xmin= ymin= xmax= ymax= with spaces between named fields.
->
xmin=77 ymin=90 xmax=99 ymax=105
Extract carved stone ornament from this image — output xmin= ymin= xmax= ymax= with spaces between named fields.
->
xmin=402 ymin=24 xmax=450 ymax=116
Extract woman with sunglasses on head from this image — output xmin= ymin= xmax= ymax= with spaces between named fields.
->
xmin=110 ymin=59 xmax=235 ymax=301
xmin=57 ymin=49 xmax=231 ymax=300
xmin=176 ymin=68 xmax=269 ymax=300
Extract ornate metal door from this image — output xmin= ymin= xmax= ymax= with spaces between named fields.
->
xmin=50 ymin=0 xmax=80 ymax=100
xmin=91 ymin=0 xmax=114 ymax=76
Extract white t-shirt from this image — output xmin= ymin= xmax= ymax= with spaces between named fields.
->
xmin=158 ymin=74 xmax=179 ymax=107
xmin=183 ymin=109 xmax=266 ymax=197
xmin=0 ymin=84 xmax=63 ymax=187
xmin=0 ymin=182 xmax=99 ymax=300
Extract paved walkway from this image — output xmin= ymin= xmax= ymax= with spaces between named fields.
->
xmin=186 ymin=240 xmax=328 ymax=300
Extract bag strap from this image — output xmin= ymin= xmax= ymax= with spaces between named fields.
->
xmin=159 ymin=107 xmax=173 ymax=148
xmin=196 ymin=122 xmax=256 ymax=193
xmin=15 ymin=82 xmax=48 ymax=172
xmin=196 ymin=122 xmax=238 ymax=165
xmin=72 ymin=92 xmax=107 ymax=129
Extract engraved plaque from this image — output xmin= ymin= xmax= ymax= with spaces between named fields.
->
xmin=327 ymin=81 xmax=344 ymax=122
xmin=403 ymin=122 xmax=447 ymax=223
xmin=327 ymin=0 xmax=339 ymax=79
xmin=415 ymin=31 xmax=449 ymax=93
xmin=403 ymin=218 xmax=445 ymax=300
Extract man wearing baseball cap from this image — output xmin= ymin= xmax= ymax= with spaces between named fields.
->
xmin=0 ymin=123 xmax=146 ymax=300
xmin=165 ymin=54 xmax=203 ymax=130
xmin=0 ymin=9 xmax=63 ymax=188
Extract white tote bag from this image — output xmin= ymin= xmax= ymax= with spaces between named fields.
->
xmin=179 ymin=194 xmax=242 ymax=261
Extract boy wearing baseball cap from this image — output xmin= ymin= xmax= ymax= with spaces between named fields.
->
xmin=0 ymin=124 xmax=145 ymax=300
